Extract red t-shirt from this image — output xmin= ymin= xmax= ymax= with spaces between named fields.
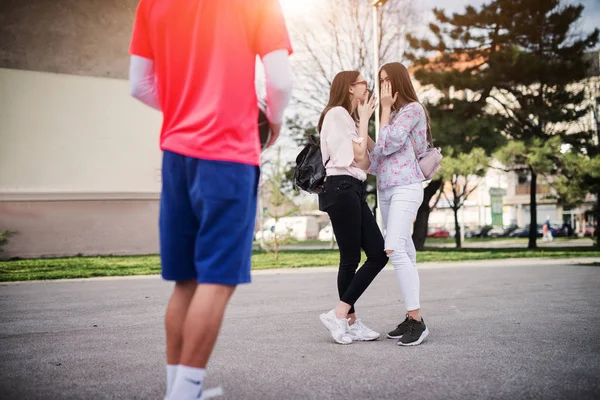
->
xmin=129 ymin=0 xmax=292 ymax=166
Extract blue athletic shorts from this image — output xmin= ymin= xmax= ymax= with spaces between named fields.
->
xmin=159 ymin=150 xmax=259 ymax=285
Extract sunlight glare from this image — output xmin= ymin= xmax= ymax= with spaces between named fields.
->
xmin=279 ymin=0 xmax=317 ymax=16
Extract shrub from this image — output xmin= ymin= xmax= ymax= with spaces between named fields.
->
xmin=0 ymin=230 xmax=17 ymax=255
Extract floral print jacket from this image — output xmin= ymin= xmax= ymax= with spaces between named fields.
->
xmin=369 ymin=102 xmax=428 ymax=190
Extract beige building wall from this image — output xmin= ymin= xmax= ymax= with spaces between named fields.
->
xmin=0 ymin=68 xmax=162 ymax=194
xmin=0 ymin=200 xmax=159 ymax=259
xmin=0 ymin=68 xmax=163 ymax=258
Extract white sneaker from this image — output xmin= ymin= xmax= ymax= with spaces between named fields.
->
xmin=200 ymin=387 xmax=224 ymax=399
xmin=167 ymin=386 xmax=223 ymax=400
xmin=349 ymin=319 xmax=380 ymax=341
xmin=319 ymin=309 xmax=352 ymax=345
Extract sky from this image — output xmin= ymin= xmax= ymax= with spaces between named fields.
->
xmin=264 ymin=0 xmax=600 ymax=177
xmin=418 ymin=0 xmax=600 ymax=36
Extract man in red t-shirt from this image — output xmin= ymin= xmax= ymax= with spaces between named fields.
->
xmin=129 ymin=1 xmax=292 ymax=398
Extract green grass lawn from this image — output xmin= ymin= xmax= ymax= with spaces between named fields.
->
xmin=1 ymin=247 xmax=599 ymax=282
xmin=253 ymin=239 xmax=331 ymax=247
xmin=425 ymin=236 xmax=588 ymax=244
xmin=426 ymin=237 xmax=514 ymax=243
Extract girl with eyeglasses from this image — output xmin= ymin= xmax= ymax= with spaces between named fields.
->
xmin=317 ymin=71 xmax=388 ymax=345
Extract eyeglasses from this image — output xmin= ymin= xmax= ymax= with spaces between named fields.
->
xmin=350 ymin=80 xmax=368 ymax=86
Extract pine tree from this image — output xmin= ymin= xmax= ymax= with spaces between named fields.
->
xmin=407 ymin=0 xmax=598 ymax=249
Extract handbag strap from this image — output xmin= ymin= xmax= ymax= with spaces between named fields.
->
xmin=408 ymin=133 xmax=420 ymax=160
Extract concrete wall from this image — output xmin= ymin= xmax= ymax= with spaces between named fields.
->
xmin=0 ymin=68 xmax=162 ymax=258
xmin=0 ymin=68 xmax=162 ymax=194
xmin=0 ymin=0 xmax=138 ymax=78
xmin=0 ymin=199 xmax=159 ymax=259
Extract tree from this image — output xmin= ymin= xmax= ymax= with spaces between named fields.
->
xmin=288 ymin=0 xmax=418 ymax=115
xmin=558 ymin=58 xmax=600 ymax=247
xmin=405 ymin=50 xmax=507 ymax=249
xmin=283 ymin=0 xmax=418 ymax=208
xmin=406 ymin=0 xmax=599 ymax=249
xmin=263 ymin=147 xmax=298 ymax=260
xmin=408 ymin=99 xmax=506 ymax=250
xmin=495 ymin=135 xmax=562 ymax=235
xmin=438 ymin=148 xmax=489 ymax=248
xmin=0 ymin=230 xmax=17 ymax=258
xmin=553 ymin=151 xmax=600 ymax=246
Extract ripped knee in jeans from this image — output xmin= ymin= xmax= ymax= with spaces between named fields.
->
xmin=385 ymin=246 xmax=409 ymax=265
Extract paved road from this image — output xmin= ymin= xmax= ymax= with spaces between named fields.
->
xmin=1 ymin=259 xmax=599 ymax=399
xmin=426 ymin=238 xmax=595 ymax=249
xmin=256 ymin=238 xmax=594 ymax=251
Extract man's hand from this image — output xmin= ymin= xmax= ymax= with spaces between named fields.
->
xmin=267 ymin=122 xmax=282 ymax=148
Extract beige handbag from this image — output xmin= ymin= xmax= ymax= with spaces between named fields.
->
xmin=408 ymin=133 xmax=442 ymax=180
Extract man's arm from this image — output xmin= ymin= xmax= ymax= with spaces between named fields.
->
xmin=262 ymin=49 xmax=293 ymax=147
xmin=129 ymin=55 xmax=161 ymax=111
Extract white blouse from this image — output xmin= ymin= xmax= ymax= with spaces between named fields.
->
xmin=320 ymin=106 xmax=368 ymax=181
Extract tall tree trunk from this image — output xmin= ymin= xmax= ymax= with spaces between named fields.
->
xmin=528 ymin=168 xmax=538 ymax=249
xmin=595 ymin=191 xmax=600 ymax=248
xmin=413 ymin=179 xmax=443 ymax=251
xmin=454 ymin=207 xmax=462 ymax=249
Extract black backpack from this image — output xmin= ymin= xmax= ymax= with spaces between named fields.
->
xmin=293 ymin=135 xmax=328 ymax=194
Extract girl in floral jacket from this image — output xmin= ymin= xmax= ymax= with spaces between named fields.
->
xmin=369 ymin=62 xmax=432 ymax=346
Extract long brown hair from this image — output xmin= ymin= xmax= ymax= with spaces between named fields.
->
xmin=317 ymin=71 xmax=360 ymax=133
xmin=379 ymin=62 xmax=433 ymax=145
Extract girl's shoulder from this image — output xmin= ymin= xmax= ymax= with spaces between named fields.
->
xmin=393 ymin=102 xmax=425 ymax=121
xmin=326 ymin=106 xmax=352 ymax=119
xmin=400 ymin=101 xmax=424 ymax=113
xmin=325 ymin=106 xmax=356 ymax=127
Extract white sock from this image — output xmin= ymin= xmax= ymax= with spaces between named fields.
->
xmin=166 ymin=364 xmax=177 ymax=398
xmin=169 ymin=365 xmax=206 ymax=400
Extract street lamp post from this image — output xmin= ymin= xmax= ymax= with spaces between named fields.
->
xmin=372 ymin=1 xmax=384 ymax=138
xmin=371 ymin=0 xmax=387 ymax=229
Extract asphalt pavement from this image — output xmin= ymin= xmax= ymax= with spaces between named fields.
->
xmin=1 ymin=258 xmax=599 ymax=399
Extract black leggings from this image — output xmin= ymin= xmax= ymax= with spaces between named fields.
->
xmin=319 ymin=175 xmax=388 ymax=314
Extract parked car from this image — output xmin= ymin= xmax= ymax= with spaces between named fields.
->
xmin=465 ymin=225 xmax=493 ymax=238
xmin=488 ymin=224 xmax=520 ymax=237
xmin=487 ymin=227 xmax=505 ymax=238
xmin=503 ymin=224 xmax=520 ymax=237
xmin=509 ymin=224 xmax=558 ymax=238
xmin=510 ymin=225 xmax=539 ymax=238
xmin=428 ymin=227 xmax=450 ymax=238
xmin=254 ymin=229 xmax=274 ymax=241
xmin=584 ymin=225 xmax=597 ymax=237
xmin=318 ymin=225 xmax=336 ymax=242
xmin=551 ymin=224 xmax=568 ymax=237
xmin=262 ymin=216 xmax=319 ymax=241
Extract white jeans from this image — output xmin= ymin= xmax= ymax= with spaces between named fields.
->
xmin=379 ymin=183 xmax=424 ymax=311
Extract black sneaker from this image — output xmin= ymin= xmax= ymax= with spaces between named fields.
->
xmin=397 ymin=317 xmax=429 ymax=346
xmin=387 ymin=315 xmax=411 ymax=339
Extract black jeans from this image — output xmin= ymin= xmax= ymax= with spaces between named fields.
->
xmin=319 ymin=175 xmax=388 ymax=314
